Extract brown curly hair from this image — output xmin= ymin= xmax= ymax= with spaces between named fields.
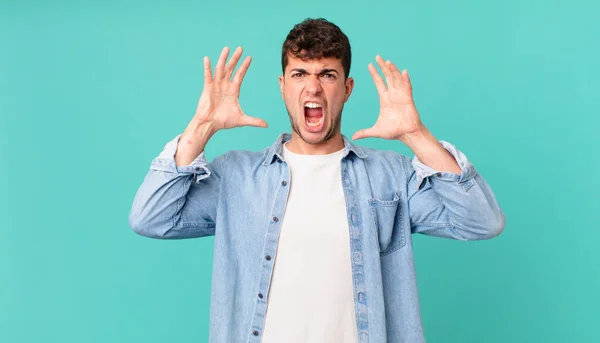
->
xmin=281 ymin=18 xmax=352 ymax=79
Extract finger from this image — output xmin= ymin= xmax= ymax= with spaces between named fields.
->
xmin=386 ymin=60 xmax=403 ymax=88
xmin=352 ymin=127 xmax=378 ymax=140
xmin=403 ymin=69 xmax=413 ymax=92
xmin=203 ymin=56 xmax=213 ymax=84
xmin=225 ymin=46 xmax=243 ymax=80
xmin=232 ymin=56 xmax=252 ymax=86
xmin=241 ymin=114 xmax=268 ymax=128
xmin=368 ymin=63 xmax=386 ymax=94
xmin=214 ymin=46 xmax=230 ymax=81
xmin=375 ymin=55 xmax=392 ymax=86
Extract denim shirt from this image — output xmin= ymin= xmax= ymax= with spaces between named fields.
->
xmin=128 ymin=133 xmax=505 ymax=343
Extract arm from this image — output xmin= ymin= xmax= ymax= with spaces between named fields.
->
xmin=353 ymin=55 xmax=504 ymax=240
xmin=128 ymin=46 xmax=267 ymax=239
xmin=405 ymin=138 xmax=504 ymax=240
xmin=128 ymin=133 xmax=226 ymax=239
xmin=403 ymin=126 xmax=504 ymax=239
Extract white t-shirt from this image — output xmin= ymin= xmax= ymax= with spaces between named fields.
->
xmin=261 ymin=143 xmax=358 ymax=343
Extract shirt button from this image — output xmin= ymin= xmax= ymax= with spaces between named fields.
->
xmin=265 ymin=255 xmax=272 ymax=261
xmin=281 ymin=180 xmax=287 ymax=186
xmin=436 ymin=172 xmax=442 ymax=177
xmin=273 ymin=216 xmax=279 ymax=222
xmin=194 ymin=167 xmax=200 ymax=171
xmin=258 ymin=293 xmax=263 ymax=299
xmin=253 ymin=330 xmax=259 ymax=336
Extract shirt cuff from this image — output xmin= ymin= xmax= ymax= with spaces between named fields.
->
xmin=150 ymin=134 xmax=212 ymax=182
xmin=411 ymin=140 xmax=477 ymax=191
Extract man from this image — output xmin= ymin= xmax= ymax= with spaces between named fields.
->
xmin=129 ymin=18 xmax=505 ymax=343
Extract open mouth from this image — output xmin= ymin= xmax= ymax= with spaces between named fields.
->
xmin=304 ymin=102 xmax=324 ymax=131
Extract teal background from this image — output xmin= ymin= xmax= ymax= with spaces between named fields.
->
xmin=2 ymin=0 xmax=598 ymax=342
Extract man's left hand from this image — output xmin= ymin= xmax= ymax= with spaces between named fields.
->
xmin=352 ymin=56 xmax=425 ymax=143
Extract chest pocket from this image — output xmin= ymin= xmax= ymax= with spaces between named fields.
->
xmin=369 ymin=191 xmax=406 ymax=255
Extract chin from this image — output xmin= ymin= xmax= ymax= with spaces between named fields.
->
xmin=299 ymin=128 xmax=335 ymax=145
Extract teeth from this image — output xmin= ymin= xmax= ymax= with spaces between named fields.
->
xmin=306 ymin=117 xmax=323 ymax=127
xmin=304 ymin=102 xmax=322 ymax=108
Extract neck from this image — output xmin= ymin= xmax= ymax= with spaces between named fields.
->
xmin=286 ymin=132 xmax=345 ymax=155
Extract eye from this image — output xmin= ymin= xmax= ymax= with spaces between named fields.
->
xmin=323 ymin=73 xmax=336 ymax=79
xmin=291 ymin=72 xmax=305 ymax=78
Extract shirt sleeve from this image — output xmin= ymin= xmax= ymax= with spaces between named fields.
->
xmin=406 ymin=140 xmax=505 ymax=240
xmin=128 ymin=134 xmax=226 ymax=239
xmin=411 ymin=140 xmax=478 ymax=191
xmin=150 ymin=134 xmax=213 ymax=184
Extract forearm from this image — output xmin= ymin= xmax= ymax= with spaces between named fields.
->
xmin=400 ymin=126 xmax=461 ymax=174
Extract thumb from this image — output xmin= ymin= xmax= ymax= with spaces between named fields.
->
xmin=352 ymin=127 xmax=377 ymax=140
xmin=241 ymin=114 xmax=268 ymax=128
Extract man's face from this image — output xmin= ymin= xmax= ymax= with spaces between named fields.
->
xmin=279 ymin=55 xmax=354 ymax=145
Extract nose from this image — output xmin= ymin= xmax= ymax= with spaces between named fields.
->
xmin=305 ymin=75 xmax=323 ymax=95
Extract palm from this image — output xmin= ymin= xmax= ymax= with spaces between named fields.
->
xmin=353 ymin=56 xmax=423 ymax=141
xmin=194 ymin=47 xmax=267 ymax=131
xmin=197 ymin=90 xmax=248 ymax=130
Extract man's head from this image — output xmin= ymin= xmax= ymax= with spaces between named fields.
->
xmin=279 ymin=18 xmax=354 ymax=148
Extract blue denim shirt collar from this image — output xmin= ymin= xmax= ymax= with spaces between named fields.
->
xmin=262 ymin=132 xmax=368 ymax=166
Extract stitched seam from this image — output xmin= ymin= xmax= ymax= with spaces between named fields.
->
xmin=212 ymin=153 xmax=230 ymax=235
xmin=413 ymin=221 xmax=453 ymax=227
xmin=463 ymin=179 xmax=474 ymax=192
xmin=368 ymin=200 xmax=380 ymax=253
xmin=380 ymin=202 xmax=406 ymax=256
xmin=341 ymin=164 xmax=366 ymax=340
xmin=370 ymin=193 xmax=406 ymax=255
xmin=179 ymin=222 xmax=215 ymax=228
xmin=401 ymin=155 xmax=411 ymax=181
xmin=173 ymin=175 xmax=190 ymax=228
xmin=371 ymin=199 xmax=398 ymax=206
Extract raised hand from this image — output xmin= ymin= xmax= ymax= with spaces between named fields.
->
xmin=176 ymin=46 xmax=266 ymax=166
xmin=352 ymin=55 xmax=424 ymax=142
xmin=193 ymin=46 xmax=268 ymax=131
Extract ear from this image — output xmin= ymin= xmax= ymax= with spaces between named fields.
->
xmin=344 ymin=77 xmax=354 ymax=102
xmin=278 ymin=75 xmax=285 ymax=99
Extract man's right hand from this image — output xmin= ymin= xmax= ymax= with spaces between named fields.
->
xmin=175 ymin=46 xmax=267 ymax=166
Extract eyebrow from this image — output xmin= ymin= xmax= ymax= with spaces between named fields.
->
xmin=290 ymin=68 xmax=340 ymax=75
